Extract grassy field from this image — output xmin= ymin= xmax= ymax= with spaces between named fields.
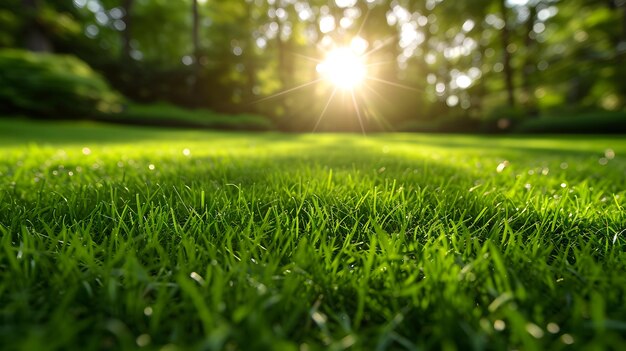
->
xmin=1 ymin=118 xmax=625 ymax=350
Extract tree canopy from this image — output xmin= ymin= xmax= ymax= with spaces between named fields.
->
xmin=2 ymin=0 xmax=625 ymax=131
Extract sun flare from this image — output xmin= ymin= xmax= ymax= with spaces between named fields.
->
xmin=316 ymin=48 xmax=366 ymax=90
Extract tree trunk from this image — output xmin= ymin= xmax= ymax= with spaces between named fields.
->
xmin=22 ymin=0 xmax=52 ymax=52
xmin=273 ymin=11 xmax=294 ymax=118
xmin=190 ymin=0 xmax=202 ymax=104
xmin=121 ymin=0 xmax=134 ymax=60
xmin=275 ymin=20 xmax=289 ymax=90
xmin=243 ymin=5 xmax=257 ymax=99
xmin=522 ymin=5 xmax=537 ymax=113
xmin=499 ymin=0 xmax=515 ymax=107
xmin=192 ymin=0 xmax=200 ymax=62
xmin=621 ymin=0 xmax=626 ymax=57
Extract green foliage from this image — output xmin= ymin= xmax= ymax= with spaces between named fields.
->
xmin=0 ymin=49 xmax=121 ymax=117
xmin=131 ymin=0 xmax=192 ymax=64
xmin=109 ymin=102 xmax=274 ymax=131
xmin=482 ymin=105 xmax=530 ymax=132
xmin=515 ymin=111 xmax=626 ymax=133
xmin=0 ymin=8 xmax=21 ymax=47
xmin=1 ymin=119 xmax=625 ymax=349
xmin=8 ymin=0 xmax=618 ymax=129
xmin=400 ymin=113 xmax=481 ymax=133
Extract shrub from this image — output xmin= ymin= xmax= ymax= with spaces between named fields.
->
xmin=401 ymin=114 xmax=481 ymax=133
xmin=0 ymin=49 xmax=121 ymax=117
xmin=107 ymin=102 xmax=274 ymax=131
xmin=481 ymin=105 xmax=530 ymax=133
xmin=515 ymin=111 xmax=626 ymax=134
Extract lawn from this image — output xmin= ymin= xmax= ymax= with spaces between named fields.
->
xmin=1 ymin=118 xmax=625 ymax=350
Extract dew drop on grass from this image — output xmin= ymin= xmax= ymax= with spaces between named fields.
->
xmin=148 ymin=164 xmax=155 ymax=171
xmin=561 ymin=183 xmax=567 ymax=188
xmin=524 ymin=183 xmax=531 ymax=190
xmin=496 ymin=161 xmax=509 ymax=173
xmin=311 ymin=311 xmax=327 ymax=326
xmin=338 ymin=335 xmax=357 ymax=349
xmin=542 ymin=168 xmax=549 ymax=175
xmin=561 ymin=334 xmax=574 ymax=344
xmin=546 ymin=322 xmax=560 ymax=334
xmin=599 ymin=157 xmax=608 ymax=165
xmin=143 ymin=306 xmax=153 ymax=316
xmin=605 ymin=149 xmax=615 ymax=159
xmin=256 ymin=283 xmax=267 ymax=295
xmin=136 ymin=334 xmax=151 ymax=347
xmin=493 ymin=320 xmax=506 ymax=331
xmin=82 ymin=147 xmax=91 ymax=155
xmin=182 ymin=148 xmax=191 ymax=156
xmin=525 ymin=323 xmax=544 ymax=338
xmin=190 ymin=272 xmax=205 ymax=285
xmin=560 ymin=162 xmax=568 ymax=169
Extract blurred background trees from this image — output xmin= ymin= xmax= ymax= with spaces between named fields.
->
xmin=1 ymin=0 xmax=625 ymax=132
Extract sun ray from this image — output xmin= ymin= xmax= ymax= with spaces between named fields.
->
xmin=355 ymin=8 xmax=371 ymax=39
xmin=365 ymin=76 xmax=424 ymax=93
xmin=351 ymin=90 xmax=366 ymax=135
xmin=362 ymin=81 xmax=389 ymax=103
xmin=312 ymin=87 xmax=338 ymax=132
xmin=250 ymin=23 xmax=425 ymax=134
xmin=361 ymin=35 xmax=397 ymax=59
xmin=364 ymin=61 xmax=396 ymax=68
xmin=252 ymin=78 xmax=324 ymax=104
xmin=290 ymin=52 xmax=323 ymax=63
xmin=356 ymin=87 xmax=396 ymax=132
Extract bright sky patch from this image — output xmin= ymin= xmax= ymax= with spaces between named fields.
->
xmin=317 ymin=48 xmax=366 ymax=90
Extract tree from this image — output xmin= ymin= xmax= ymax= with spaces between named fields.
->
xmin=498 ymin=0 xmax=515 ymax=107
xmin=22 ymin=0 xmax=52 ymax=52
xmin=121 ymin=0 xmax=133 ymax=60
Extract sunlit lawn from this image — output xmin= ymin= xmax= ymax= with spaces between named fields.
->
xmin=1 ymin=118 xmax=625 ymax=350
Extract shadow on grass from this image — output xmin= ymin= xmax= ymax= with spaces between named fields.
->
xmin=372 ymin=133 xmax=626 ymax=157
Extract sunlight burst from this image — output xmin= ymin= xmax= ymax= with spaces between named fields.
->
xmin=316 ymin=48 xmax=366 ymax=90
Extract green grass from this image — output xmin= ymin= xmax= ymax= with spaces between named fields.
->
xmin=1 ymin=118 xmax=625 ymax=350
